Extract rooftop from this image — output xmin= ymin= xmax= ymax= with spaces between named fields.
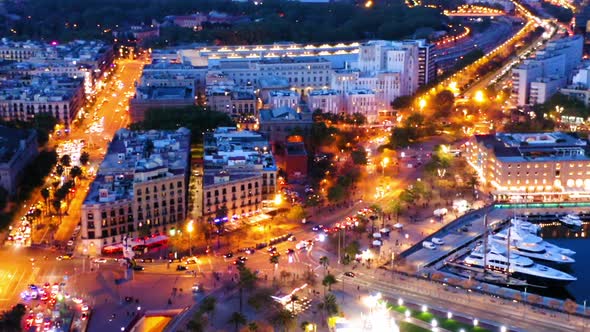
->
xmin=135 ymin=86 xmax=194 ymax=100
xmin=203 ymin=127 xmax=276 ymax=174
xmin=259 ymin=107 xmax=311 ymax=122
xmin=83 ymin=128 xmax=191 ymax=205
xmin=474 ymin=132 xmax=590 ymax=162
xmin=0 ymin=126 xmax=36 ymax=164
xmin=309 ymin=89 xmax=339 ymax=96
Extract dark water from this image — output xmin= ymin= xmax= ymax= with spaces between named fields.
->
xmin=537 ymin=224 xmax=590 ymax=300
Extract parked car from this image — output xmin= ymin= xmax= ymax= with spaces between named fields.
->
xmin=432 ymin=237 xmax=444 ymax=245
xmin=176 ymin=265 xmax=188 ymax=271
xmin=422 ymin=241 xmax=436 ymax=250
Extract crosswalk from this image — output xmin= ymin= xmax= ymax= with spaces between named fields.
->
xmin=0 ymin=267 xmax=40 ymax=309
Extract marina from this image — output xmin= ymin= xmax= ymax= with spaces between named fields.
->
xmin=399 ymin=205 xmax=590 ymax=299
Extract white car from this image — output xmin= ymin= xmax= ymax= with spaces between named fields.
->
xmin=94 ymin=258 xmax=107 ymax=263
xmin=431 ymin=237 xmax=444 ymax=245
xmin=422 ymin=241 xmax=436 ymax=250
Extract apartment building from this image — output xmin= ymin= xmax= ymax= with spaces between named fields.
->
xmin=511 ymin=35 xmax=583 ymax=106
xmin=0 ymin=127 xmax=38 ymax=196
xmin=0 ymin=76 xmax=85 ymax=127
xmin=202 ymin=128 xmax=277 ymax=221
xmin=80 ymin=128 xmax=191 ymax=251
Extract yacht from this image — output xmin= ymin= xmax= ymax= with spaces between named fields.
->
xmin=511 ymin=217 xmax=540 ymax=234
xmin=559 ymin=214 xmax=583 ymax=227
xmin=463 ymin=244 xmax=576 ymax=287
xmin=489 ymin=231 xmax=575 ymax=266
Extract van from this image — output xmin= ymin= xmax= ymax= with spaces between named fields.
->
xmin=422 ymin=241 xmax=436 ymax=250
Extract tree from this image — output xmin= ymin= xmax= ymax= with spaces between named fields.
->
xmin=391 ymin=95 xmax=413 ymax=109
xmin=0 ymin=303 xmax=26 ymax=332
xmin=269 ymin=307 xmax=295 ymax=332
xmin=564 ymin=299 xmax=578 ymax=319
xmin=238 ymin=265 xmax=258 ymax=313
xmin=319 ymin=256 xmax=329 ymax=275
xmin=433 ymin=90 xmax=455 ymax=118
xmin=350 ymin=147 xmax=368 ymax=165
xmin=322 ymin=273 xmax=337 ymax=295
xmin=199 ymin=296 xmax=216 ymax=316
xmin=41 ymin=188 xmax=50 ymax=214
xmin=269 ymin=254 xmax=280 ymax=276
xmin=55 ymin=164 xmax=64 ymax=177
xmin=0 ymin=187 xmax=8 ymax=212
xmin=60 ymin=154 xmax=71 ymax=168
xmin=52 ymin=199 xmax=62 ymax=224
xmin=79 ymin=151 xmax=90 ymax=166
xmin=247 ymin=288 xmax=274 ymax=312
xmin=343 ymin=241 xmax=360 ymax=260
xmin=228 ymin=311 xmax=247 ymax=332
xmin=327 ymin=184 xmax=346 ymax=203
xmin=286 ymin=205 xmax=305 ymax=222
xmin=289 ymin=294 xmax=299 ymax=315
xmin=320 ymin=293 xmax=339 ymax=316
xmin=186 ymin=313 xmax=207 ymax=332
xmin=70 ymin=166 xmax=82 ymax=184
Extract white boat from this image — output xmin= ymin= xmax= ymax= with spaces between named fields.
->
xmin=510 ymin=217 xmax=540 ymax=234
xmin=489 ymin=231 xmax=575 ymax=266
xmin=464 ymin=243 xmax=576 ymax=286
xmin=559 ymin=214 xmax=583 ymax=227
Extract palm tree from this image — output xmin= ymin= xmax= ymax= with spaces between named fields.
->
xmin=269 ymin=307 xmax=295 ymax=332
xmin=269 ymin=254 xmax=279 ymax=278
xmin=79 ymin=151 xmax=90 ymax=166
xmin=40 ymin=188 xmax=50 ymax=215
xmin=319 ymin=256 xmax=329 ymax=276
xmin=238 ymin=266 xmax=258 ymax=314
xmin=247 ymin=322 xmax=259 ymax=332
xmin=52 ymin=199 xmax=62 ymax=224
xmin=228 ymin=311 xmax=247 ymax=332
xmin=70 ymin=166 xmax=82 ymax=185
xmin=322 ymin=273 xmax=337 ymax=296
xmin=199 ymin=296 xmax=216 ymax=317
xmin=55 ymin=164 xmax=64 ymax=177
xmin=321 ymin=293 xmax=339 ymax=315
xmin=60 ymin=154 xmax=71 ymax=168
xmin=289 ymin=294 xmax=299 ymax=314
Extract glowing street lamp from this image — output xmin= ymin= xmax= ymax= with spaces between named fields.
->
xmin=474 ymin=90 xmax=485 ymax=103
xmin=274 ymin=193 xmax=283 ymax=206
xmin=418 ymin=98 xmax=427 ymax=111
xmin=187 ymin=220 xmax=194 ymax=257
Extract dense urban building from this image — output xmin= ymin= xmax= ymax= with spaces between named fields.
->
xmin=0 ymin=127 xmax=38 ymax=197
xmin=0 ymin=76 xmax=85 ymax=127
xmin=202 ymin=128 xmax=277 ymax=221
xmin=259 ymin=107 xmax=314 ymax=149
xmin=466 ymin=132 xmax=590 ymax=201
xmin=511 ymin=35 xmax=583 ymax=105
xmin=80 ymin=128 xmax=191 ymax=252
xmin=129 ymin=86 xmax=196 ymax=122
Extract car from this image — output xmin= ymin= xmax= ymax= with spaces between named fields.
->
xmin=422 ymin=241 xmax=436 ymax=250
xmin=93 ymin=258 xmax=107 ymax=264
xmin=312 ymin=225 xmax=324 ymax=232
xmin=81 ymin=304 xmax=89 ymax=312
xmin=286 ymin=248 xmax=295 ymax=255
xmin=139 ymin=258 xmax=154 ymax=263
xmin=176 ymin=265 xmax=188 ymax=271
xmin=267 ymin=246 xmax=277 ymax=253
xmin=432 ymin=237 xmax=444 ymax=245
xmin=132 ymin=265 xmax=145 ymax=271
xmin=223 ymin=252 xmax=234 ymax=259
xmin=184 ymin=257 xmax=198 ymax=264
xmin=192 ymin=283 xmax=203 ymax=293
xmin=233 ymin=256 xmax=247 ymax=265
xmin=244 ymin=248 xmax=256 ymax=255
xmin=67 ymin=240 xmax=74 ymax=246
xmin=288 ymin=235 xmax=296 ymax=241
xmin=460 ymin=226 xmax=469 ymax=232
xmin=344 ymin=271 xmax=356 ymax=278
xmin=57 ymin=255 xmax=71 ymax=260
xmin=81 ymin=312 xmax=88 ymax=321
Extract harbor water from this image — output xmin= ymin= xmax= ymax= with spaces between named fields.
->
xmin=537 ymin=223 xmax=590 ymax=300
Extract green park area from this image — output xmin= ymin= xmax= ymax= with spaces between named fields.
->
xmin=393 ymin=305 xmax=492 ymax=332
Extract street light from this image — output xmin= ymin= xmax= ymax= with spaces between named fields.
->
xmin=187 ymin=220 xmax=194 ymax=257
xmin=381 ymin=157 xmax=390 ymax=176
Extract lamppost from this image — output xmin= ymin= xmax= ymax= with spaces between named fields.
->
xmin=187 ymin=220 xmax=194 ymax=257
xmin=381 ymin=157 xmax=390 ymax=176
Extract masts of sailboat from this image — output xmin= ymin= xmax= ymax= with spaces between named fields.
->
xmin=483 ymin=214 xmax=488 ymax=276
